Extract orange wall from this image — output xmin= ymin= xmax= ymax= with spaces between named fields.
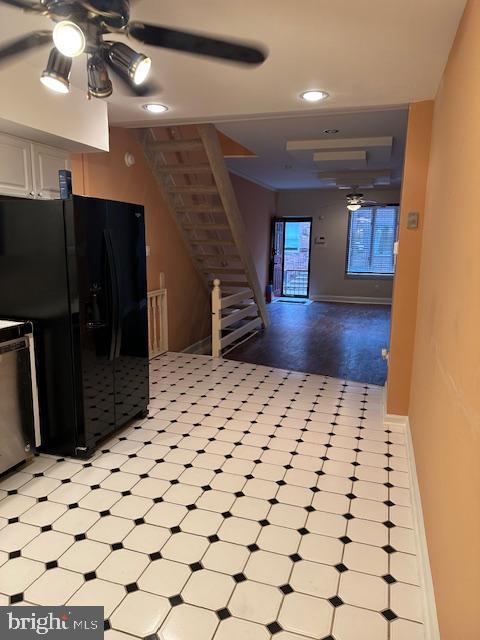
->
xmin=407 ymin=1 xmax=480 ymax=637
xmin=387 ymin=102 xmax=433 ymax=414
xmin=230 ymin=173 xmax=277 ymax=290
xmin=71 ymin=127 xmax=210 ymax=352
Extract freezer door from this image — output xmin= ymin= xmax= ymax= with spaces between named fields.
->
xmin=0 ymin=198 xmax=76 ymax=456
xmin=69 ymin=197 xmax=116 ymax=450
xmin=107 ymin=201 xmax=149 ymax=426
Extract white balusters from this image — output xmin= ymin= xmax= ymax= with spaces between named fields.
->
xmin=148 ymin=273 xmax=168 ymax=357
xmin=211 ymin=279 xmax=260 ymax=358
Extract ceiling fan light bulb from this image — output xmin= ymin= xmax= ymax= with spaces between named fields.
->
xmin=40 ymin=48 xmax=71 ymax=94
xmin=132 ymin=55 xmax=151 ymax=85
xmin=53 ymin=21 xmax=86 ymax=58
xmin=40 ymin=74 xmax=69 ymax=94
xmin=347 ymin=203 xmax=362 ymax=212
xmin=107 ymin=43 xmax=151 ymax=86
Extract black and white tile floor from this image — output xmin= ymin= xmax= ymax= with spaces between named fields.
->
xmin=0 ymin=353 xmax=425 ymax=640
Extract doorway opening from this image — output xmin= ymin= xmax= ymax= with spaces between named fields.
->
xmin=272 ymin=217 xmax=312 ymax=298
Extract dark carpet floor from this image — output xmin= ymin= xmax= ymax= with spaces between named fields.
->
xmin=226 ymin=301 xmax=391 ymax=386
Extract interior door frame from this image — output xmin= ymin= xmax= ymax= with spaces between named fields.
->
xmin=279 ymin=217 xmax=313 ymax=298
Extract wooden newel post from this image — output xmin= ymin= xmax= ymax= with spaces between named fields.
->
xmin=212 ymin=279 xmax=222 ymax=358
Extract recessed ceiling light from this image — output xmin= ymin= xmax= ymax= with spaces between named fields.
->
xmin=143 ymin=104 xmax=169 ymax=114
xmin=300 ymin=90 xmax=329 ymax=103
xmin=323 ymin=128 xmax=339 ymax=134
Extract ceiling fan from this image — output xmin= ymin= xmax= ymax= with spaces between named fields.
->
xmin=345 ymin=190 xmax=379 ymax=212
xmin=0 ymin=0 xmax=267 ymax=98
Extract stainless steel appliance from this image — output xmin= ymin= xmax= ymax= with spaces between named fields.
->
xmin=0 ymin=320 xmax=38 ymax=474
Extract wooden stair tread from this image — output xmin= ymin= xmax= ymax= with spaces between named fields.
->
xmin=168 ymin=185 xmax=218 ymax=195
xmin=194 ymin=253 xmax=242 ymax=260
xmin=208 ymin=279 xmax=249 ymax=287
xmin=190 ymin=239 xmax=235 ymax=246
xmin=156 ymin=164 xmax=212 ymax=174
xmin=149 ymin=139 xmax=203 ymax=152
xmin=182 ymin=223 xmax=230 ymax=231
xmin=176 ymin=205 xmax=225 ymax=214
xmin=201 ymin=267 xmax=245 ymax=274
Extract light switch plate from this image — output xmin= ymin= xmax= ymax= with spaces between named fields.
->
xmin=407 ymin=212 xmax=420 ymax=229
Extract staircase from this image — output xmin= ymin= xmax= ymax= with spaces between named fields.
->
xmin=136 ymin=124 xmax=268 ymax=354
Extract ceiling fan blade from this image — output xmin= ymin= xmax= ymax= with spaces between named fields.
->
xmin=0 ymin=31 xmax=52 ymax=65
xmin=127 ymin=22 xmax=267 ymax=65
xmin=0 ymin=0 xmax=45 ymax=10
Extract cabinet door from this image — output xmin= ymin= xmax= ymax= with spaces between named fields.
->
xmin=31 ymin=143 xmax=70 ymax=199
xmin=0 ymin=133 xmax=34 ymax=198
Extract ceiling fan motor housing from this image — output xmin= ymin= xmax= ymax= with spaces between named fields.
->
xmin=44 ymin=0 xmax=130 ymax=29
xmin=81 ymin=0 xmax=130 ymax=28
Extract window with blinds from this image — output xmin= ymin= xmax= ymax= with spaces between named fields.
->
xmin=346 ymin=206 xmax=399 ymax=276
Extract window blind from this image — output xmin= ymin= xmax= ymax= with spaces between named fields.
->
xmin=346 ymin=206 xmax=398 ymax=275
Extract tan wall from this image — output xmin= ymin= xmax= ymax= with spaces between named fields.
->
xmin=387 ymin=102 xmax=434 ymax=414
xmin=406 ymin=1 xmax=480 ymax=637
xmin=230 ymin=173 xmax=277 ymax=291
xmin=71 ymin=127 xmax=210 ymax=352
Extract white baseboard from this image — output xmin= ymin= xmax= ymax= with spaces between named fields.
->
xmin=384 ymin=414 xmax=440 ymax=639
xmin=384 ymin=413 xmax=409 ymax=426
xmin=310 ymin=294 xmax=392 ymax=305
xmin=182 ymin=335 xmax=212 ymax=355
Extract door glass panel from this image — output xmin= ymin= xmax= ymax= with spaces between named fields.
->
xmin=272 ymin=219 xmax=284 ymax=297
xmin=282 ymin=221 xmax=311 ymax=297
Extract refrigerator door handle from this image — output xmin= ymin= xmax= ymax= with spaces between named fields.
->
xmin=108 ymin=232 xmax=123 ymax=360
xmin=103 ymin=230 xmax=119 ymax=362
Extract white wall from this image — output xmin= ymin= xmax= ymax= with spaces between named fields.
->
xmin=0 ymin=64 xmax=108 ymax=152
xmin=276 ymin=188 xmax=400 ymax=302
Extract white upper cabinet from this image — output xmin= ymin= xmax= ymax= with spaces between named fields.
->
xmin=31 ymin=143 xmax=70 ymax=199
xmin=0 ymin=132 xmax=70 ymax=199
xmin=0 ymin=133 xmax=34 ymax=198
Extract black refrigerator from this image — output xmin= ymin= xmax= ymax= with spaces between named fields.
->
xmin=0 ymin=195 xmax=149 ymax=458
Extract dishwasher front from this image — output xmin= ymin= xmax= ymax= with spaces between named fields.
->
xmin=0 ymin=333 xmax=36 ymax=474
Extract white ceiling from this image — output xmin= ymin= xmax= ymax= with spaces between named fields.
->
xmin=0 ymin=0 xmax=467 ymax=128
xmin=218 ymin=108 xmax=408 ymax=190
